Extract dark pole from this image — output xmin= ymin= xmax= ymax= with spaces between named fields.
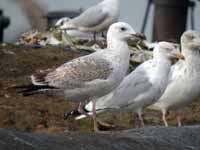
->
xmin=141 ymin=0 xmax=153 ymax=33
xmin=0 ymin=10 xmax=10 ymax=43
xmin=153 ymin=0 xmax=189 ymax=42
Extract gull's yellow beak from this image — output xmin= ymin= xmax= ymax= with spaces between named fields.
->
xmin=175 ymin=53 xmax=185 ymax=60
xmin=197 ymin=43 xmax=200 ymax=49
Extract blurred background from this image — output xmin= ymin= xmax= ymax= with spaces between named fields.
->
xmin=0 ymin=0 xmax=200 ymax=42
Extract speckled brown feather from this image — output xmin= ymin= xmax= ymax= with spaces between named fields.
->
xmin=32 ymin=56 xmax=113 ymax=89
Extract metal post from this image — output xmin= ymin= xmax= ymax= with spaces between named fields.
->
xmin=153 ymin=0 xmax=189 ymax=42
xmin=0 ymin=9 xmax=10 ymax=43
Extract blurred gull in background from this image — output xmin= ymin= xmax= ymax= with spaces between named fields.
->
xmin=58 ymin=0 xmax=120 ymax=39
xmin=55 ymin=17 xmax=104 ymax=40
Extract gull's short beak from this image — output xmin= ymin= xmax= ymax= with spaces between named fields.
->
xmin=190 ymin=39 xmax=200 ymax=49
xmin=175 ymin=53 xmax=185 ymax=60
xmin=196 ymin=43 xmax=200 ymax=49
xmin=131 ymin=33 xmax=147 ymax=40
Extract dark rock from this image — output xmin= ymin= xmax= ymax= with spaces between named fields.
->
xmin=0 ymin=126 xmax=200 ymax=150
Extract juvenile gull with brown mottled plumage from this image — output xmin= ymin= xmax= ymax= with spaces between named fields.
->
xmin=18 ymin=22 xmax=141 ymax=132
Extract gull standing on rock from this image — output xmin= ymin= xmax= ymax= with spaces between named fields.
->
xmin=59 ymin=0 xmax=120 ymax=39
xmin=149 ymin=31 xmax=200 ymax=127
xmin=18 ymin=22 xmax=141 ymax=132
xmin=66 ymin=42 xmax=184 ymax=128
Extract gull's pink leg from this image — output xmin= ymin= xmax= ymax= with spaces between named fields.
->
xmin=78 ymin=102 xmax=91 ymax=118
xmin=138 ymin=110 xmax=145 ymax=128
xmin=133 ymin=113 xmax=140 ymax=128
xmin=162 ymin=109 xmax=168 ymax=127
xmin=92 ymin=101 xmax=100 ymax=132
xmin=176 ymin=110 xmax=183 ymax=127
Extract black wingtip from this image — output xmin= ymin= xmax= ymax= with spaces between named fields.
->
xmin=13 ymin=84 xmax=57 ymax=97
xmin=63 ymin=104 xmax=91 ymax=120
xmin=64 ymin=110 xmax=82 ymax=120
xmin=11 ymin=84 xmax=34 ymax=90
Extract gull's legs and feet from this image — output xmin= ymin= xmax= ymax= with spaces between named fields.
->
xmin=176 ymin=110 xmax=183 ymax=127
xmin=101 ymin=32 xmax=106 ymax=39
xmin=133 ymin=113 xmax=140 ymax=128
xmin=92 ymin=101 xmax=100 ymax=132
xmin=78 ymin=102 xmax=115 ymax=131
xmin=78 ymin=102 xmax=91 ymax=118
xmin=93 ymin=32 xmax=97 ymax=41
xmin=162 ymin=109 xmax=168 ymax=127
xmin=138 ymin=110 xmax=145 ymax=128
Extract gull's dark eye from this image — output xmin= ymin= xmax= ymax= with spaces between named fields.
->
xmin=121 ymin=27 xmax=126 ymax=31
xmin=60 ymin=21 xmax=64 ymax=26
xmin=187 ymin=34 xmax=195 ymax=40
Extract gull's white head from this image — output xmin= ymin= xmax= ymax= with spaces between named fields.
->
xmin=107 ymin=22 xmax=138 ymax=42
xmin=102 ymin=0 xmax=120 ymax=3
xmin=181 ymin=30 xmax=200 ymax=52
xmin=154 ymin=42 xmax=184 ymax=61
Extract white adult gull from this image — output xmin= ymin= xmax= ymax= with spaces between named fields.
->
xmin=149 ymin=30 xmax=200 ymax=127
xmin=18 ymin=22 xmax=141 ymax=132
xmin=66 ymin=42 xmax=184 ymax=127
xmin=59 ymin=0 xmax=120 ymax=39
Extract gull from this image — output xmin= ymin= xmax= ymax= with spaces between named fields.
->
xmin=65 ymin=42 xmax=184 ymax=128
xmin=149 ymin=31 xmax=200 ymax=127
xmin=59 ymin=0 xmax=120 ymax=39
xmin=55 ymin=17 xmax=104 ymax=40
xmin=18 ymin=22 xmax=141 ymax=132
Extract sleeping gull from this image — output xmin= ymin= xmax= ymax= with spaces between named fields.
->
xmin=18 ymin=22 xmax=142 ymax=132
xmin=65 ymin=42 xmax=184 ymax=128
xmin=59 ymin=0 xmax=120 ymax=39
xmin=148 ymin=30 xmax=200 ymax=127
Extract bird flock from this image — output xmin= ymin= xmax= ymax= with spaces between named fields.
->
xmin=19 ymin=0 xmax=200 ymax=132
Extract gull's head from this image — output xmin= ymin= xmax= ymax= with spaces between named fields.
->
xmin=154 ymin=42 xmax=185 ymax=61
xmin=107 ymin=22 xmax=141 ymax=42
xmin=102 ymin=0 xmax=120 ymax=3
xmin=181 ymin=30 xmax=200 ymax=52
xmin=55 ymin=17 xmax=70 ymax=28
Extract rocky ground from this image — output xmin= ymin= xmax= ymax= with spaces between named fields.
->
xmin=1 ymin=126 xmax=200 ymax=150
xmin=0 ymin=45 xmax=200 ymax=134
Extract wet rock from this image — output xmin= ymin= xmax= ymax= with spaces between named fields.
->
xmin=0 ymin=126 xmax=200 ymax=150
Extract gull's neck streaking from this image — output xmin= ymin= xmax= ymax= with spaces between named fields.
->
xmin=106 ymin=38 xmax=130 ymax=72
xmin=182 ymin=47 xmax=200 ymax=72
xmin=154 ymin=54 xmax=171 ymax=73
xmin=107 ymin=38 xmax=130 ymax=57
xmin=107 ymin=38 xmax=128 ymax=50
xmin=150 ymin=49 xmax=172 ymax=87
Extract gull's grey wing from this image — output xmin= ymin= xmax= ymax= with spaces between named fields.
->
xmin=96 ymin=63 xmax=154 ymax=109
xmin=71 ymin=4 xmax=109 ymax=28
xmin=32 ymin=54 xmax=113 ymax=90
